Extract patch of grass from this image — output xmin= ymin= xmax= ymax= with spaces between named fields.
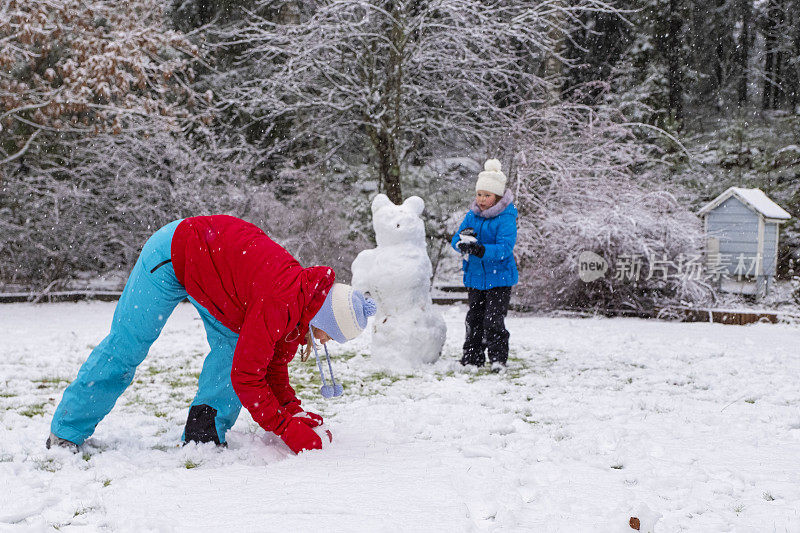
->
xmin=127 ymin=394 xmax=147 ymax=405
xmin=336 ymin=378 xmax=385 ymax=398
xmin=154 ymin=411 xmax=168 ymax=418
xmin=82 ymin=452 xmax=91 ymax=462
xmin=102 ymin=478 xmax=112 ymax=487
xmin=733 ymin=504 xmax=744 ymax=514
xmin=184 ymin=459 xmax=201 ymax=469
xmin=508 ymin=353 xmax=531 ymax=366
xmin=466 ymin=367 xmax=498 ymax=382
xmin=35 ymin=457 xmax=60 ymax=472
xmin=32 ymin=377 xmax=70 ymax=388
xmin=167 ymin=378 xmax=192 ymax=389
xmin=19 ymin=403 xmax=47 ymax=417
xmin=73 ymin=506 xmax=94 ymax=517
xmin=763 ymin=492 xmax=775 ymax=501
xmin=366 ymin=371 xmax=403 ymax=384
xmin=0 ymin=392 xmax=16 ymax=398
xmin=745 ymin=398 xmax=756 ymax=404
xmin=611 ymin=464 xmax=624 ymax=470
xmin=0 ymin=453 xmax=13 ymax=462
xmin=502 ymin=366 xmax=526 ymax=380
xmin=332 ymin=350 xmax=360 ymax=361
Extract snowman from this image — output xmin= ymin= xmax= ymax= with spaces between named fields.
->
xmin=351 ymin=194 xmax=447 ymax=368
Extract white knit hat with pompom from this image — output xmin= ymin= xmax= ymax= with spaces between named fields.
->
xmin=475 ymin=158 xmax=507 ymax=197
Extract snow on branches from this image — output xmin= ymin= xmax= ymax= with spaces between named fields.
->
xmin=216 ymin=0 xmax=619 ymax=203
xmin=0 ymin=0 xmax=206 ymax=164
xmin=0 ymin=123 xmax=256 ymax=288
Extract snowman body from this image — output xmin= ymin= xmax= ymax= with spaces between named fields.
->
xmin=351 ymin=194 xmax=446 ymax=367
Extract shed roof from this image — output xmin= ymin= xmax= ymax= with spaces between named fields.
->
xmin=698 ymin=187 xmax=791 ymax=220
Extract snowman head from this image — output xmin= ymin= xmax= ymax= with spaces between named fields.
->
xmin=370 ymin=194 xmax=426 ymax=247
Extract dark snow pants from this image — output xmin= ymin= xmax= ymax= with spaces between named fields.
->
xmin=461 ymin=286 xmax=512 ymax=367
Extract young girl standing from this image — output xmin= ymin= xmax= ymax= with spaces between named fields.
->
xmin=451 ymin=159 xmax=518 ymax=371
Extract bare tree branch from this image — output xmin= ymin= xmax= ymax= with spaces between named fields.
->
xmin=0 ymin=129 xmax=40 ymax=166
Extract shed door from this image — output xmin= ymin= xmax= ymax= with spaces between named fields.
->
xmin=706 ymin=237 xmax=720 ymax=265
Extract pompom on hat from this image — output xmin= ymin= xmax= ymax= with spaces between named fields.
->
xmin=475 ymin=158 xmax=507 ymax=197
xmin=310 ymin=283 xmax=377 ymax=343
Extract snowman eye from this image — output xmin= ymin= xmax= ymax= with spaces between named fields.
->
xmin=396 ymin=223 xmax=400 ymax=228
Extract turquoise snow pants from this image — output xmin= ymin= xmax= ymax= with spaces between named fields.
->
xmin=50 ymin=219 xmax=242 ymax=445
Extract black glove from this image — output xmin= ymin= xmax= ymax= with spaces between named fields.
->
xmin=457 ymin=241 xmax=485 ymax=258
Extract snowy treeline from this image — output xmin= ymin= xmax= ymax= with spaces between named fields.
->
xmin=566 ymin=0 xmax=800 ymax=122
xmin=1 ymin=0 xmax=796 ymax=310
xmin=211 ymin=0 xmax=617 ymax=204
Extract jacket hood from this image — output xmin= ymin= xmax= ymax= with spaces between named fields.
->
xmin=298 ymin=266 xmax=336 ymax=328
xmin=470 ymin=189 xmax=515 ymax=219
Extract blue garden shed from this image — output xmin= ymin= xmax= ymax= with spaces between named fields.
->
xmin=698 ymin=187 xmax=791 ymax=296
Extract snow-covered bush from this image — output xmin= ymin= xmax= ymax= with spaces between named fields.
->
xmin=0 ymin=125 xmax=254 ymax=288
xmin=512 ymin=104 xmax=714 ymax=313
xmin=0 ymin=121 xmax=374 ymax=290
xmin=244 ymin=166 xmax=373 ymax=282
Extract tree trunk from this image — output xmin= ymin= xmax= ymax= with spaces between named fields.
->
xmin=367 ymin=126 xmax=402 ymax=205
xmin=763 ymin=47 xmax=774 ymax=109
xmin=544 ymin=0 xmax=566 ymax=99
xmin=737 ymin=0 xmax=751 ymax=105
xmin=775 ymin=49 xmax=784 ymax=108
xmin=763 ymin=0 xmax=776 ymax=109
xmin=379 ymin=133 xmax=402 ymax=205
xmin=774 ymin=0 xmax=787 ymax=108
xmin=712 ymin=0 xmax=728 ymax=107
xmin=792 ymin=4 xmax=800 ymax=111
xmin=384 ymin=0 xmax=404 ymax=205
xmin=667 ymin=0 xmax=684 ymax=124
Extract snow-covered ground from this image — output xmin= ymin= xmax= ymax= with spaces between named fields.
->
xmin=1 ymin=301 xmax=799 ymax=532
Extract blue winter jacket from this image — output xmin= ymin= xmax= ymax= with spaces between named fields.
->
xmin=451 ymin=190 xmax=518 ymax=290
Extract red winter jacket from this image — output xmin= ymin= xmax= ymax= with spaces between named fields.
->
xmin=170 ymin=215 xmax=334 ymax=433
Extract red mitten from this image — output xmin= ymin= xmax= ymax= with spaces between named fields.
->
xmin=281 ymin=399 xmax=303 ymax=416
xmin=277 ymin=417 xmax=330 ymax=454
xmin=294 ymin=410 xmax=323 ymax=428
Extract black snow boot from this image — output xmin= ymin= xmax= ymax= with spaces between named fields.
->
xmin=46 ymin=433 xmax=79 ymax=453
xmin=183 ymin=404 xmax=225 ymax=447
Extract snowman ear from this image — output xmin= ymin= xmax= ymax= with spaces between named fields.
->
xmin=371 ymin=193 xmax=393 ymax=215
xmin=402 ymin=196 xmax=424 ymax=216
